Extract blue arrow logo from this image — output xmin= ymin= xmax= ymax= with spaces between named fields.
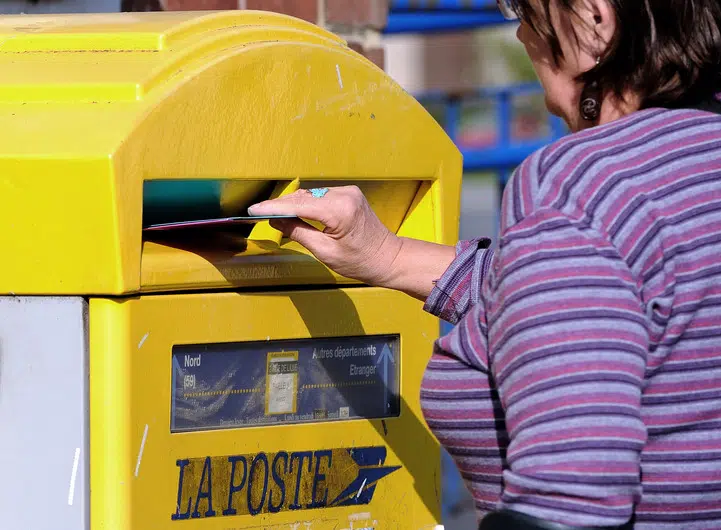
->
xmin=327 ymin=446 xmax=401 ymax=507
xmin=375 ymin=344 xmax=395 ymax=413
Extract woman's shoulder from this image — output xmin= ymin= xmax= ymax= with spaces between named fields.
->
xmin=538 ymin=106 xmax=721 ymax=171
xmin=502 ymin=107 xmax=721 ymax=232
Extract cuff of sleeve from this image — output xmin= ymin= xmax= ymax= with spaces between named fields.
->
xmin=423 ymin=238 xmax=492 ymax=324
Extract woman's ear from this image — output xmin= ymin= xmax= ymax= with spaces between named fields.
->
xmin=575 ymin=0 xmax=616 ymax=58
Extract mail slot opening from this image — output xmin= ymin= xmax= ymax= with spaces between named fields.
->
xmin=143 ymin=178 xmax=277 ymax=231
xmin=142 ymin=178 xmax=424 ymax=239
xmin=138 ymin=178 xmax=430 ymax=291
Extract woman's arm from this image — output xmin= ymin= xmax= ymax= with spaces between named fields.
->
xmin=378 ymin=236 xmax=456 ymax=301
xmin=249 ymin=186 xmax=490 ymax=316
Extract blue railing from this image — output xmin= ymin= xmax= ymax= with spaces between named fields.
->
xmin=386 ymin=0 xmax=513 ymax=33
xmin=416 ymin=83 xmax=567 ymax=183
xmin=392 ymin=0 xmax=496 ymax=7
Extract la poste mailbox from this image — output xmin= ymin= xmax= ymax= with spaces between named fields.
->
xmin=0 ymin=10 xmax=462 ymax=530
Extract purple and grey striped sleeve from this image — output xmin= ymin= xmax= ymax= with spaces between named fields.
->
xmin=424 ymin=238 xmax=494 ymax=324
xmin=486 ymin=208 xmax=649 ymax=526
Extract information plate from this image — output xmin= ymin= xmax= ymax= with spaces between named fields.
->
xmin=171 ymin=335 xmax=400 ymax=432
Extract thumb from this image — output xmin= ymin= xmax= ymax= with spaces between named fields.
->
xmin=247 ymin=198 xmax=291 ymax=216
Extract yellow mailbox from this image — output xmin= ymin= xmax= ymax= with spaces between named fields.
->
xmin=0 ymin=11 xmax=462 ymax=530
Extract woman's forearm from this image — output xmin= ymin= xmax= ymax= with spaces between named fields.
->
xmin=376 ymin=236 xmax=457 ymax=302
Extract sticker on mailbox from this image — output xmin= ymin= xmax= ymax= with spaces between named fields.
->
xmin=171 ymin=335 xmax=400 ymax=432
xmin=265 ymin=351 xmax=299 ymax=415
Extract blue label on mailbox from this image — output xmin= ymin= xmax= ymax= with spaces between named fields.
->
xmin=171 ymin=335 xmax=400 ymax=432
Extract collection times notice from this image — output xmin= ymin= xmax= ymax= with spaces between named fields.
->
xmin=171 ymin=335 xmax=400 ymax=432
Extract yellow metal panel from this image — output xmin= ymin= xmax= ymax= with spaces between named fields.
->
xmin=89 ymin=287 xmax=442 ymax=529
xmin=0 ymin=11 xmax=461 ymax=295
xmin=138 ymin=239 xmax=352 ymax=293
xmin=0 ymin=156 xmax=129 ymax=294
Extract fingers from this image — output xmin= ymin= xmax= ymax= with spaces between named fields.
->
xmin=248 ymin=186 xmax=365 ymax=231
xmin=269 ymin=218 xmax=328 ymax=251
xmin=248 ymin=189 xmax=332 ymax=224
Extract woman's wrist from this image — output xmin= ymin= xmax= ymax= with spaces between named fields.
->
xmin=374 ymin=236 xmax=457 ymax=302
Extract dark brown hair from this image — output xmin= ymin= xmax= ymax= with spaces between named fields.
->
xmin=511 ymin=0 xmax=721 ymax=109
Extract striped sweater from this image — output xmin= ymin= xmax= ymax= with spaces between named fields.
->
xmin=421 ymin=107 xmax=721 ymax=528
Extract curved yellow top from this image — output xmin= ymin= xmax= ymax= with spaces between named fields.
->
xmin=0 ymin=11 xmax=462 ymax=295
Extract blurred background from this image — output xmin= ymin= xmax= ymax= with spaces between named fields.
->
xmin=0 ymin=1 xmax=566 ymax=528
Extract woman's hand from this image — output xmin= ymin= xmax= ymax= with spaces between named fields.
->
xmin=248 ymin=186 xmax=457 ymax=301
xmin=248 ymin=186 xmax=403 ymax=287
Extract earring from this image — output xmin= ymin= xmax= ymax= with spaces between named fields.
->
xmin=580 ymin=57 xmax=602 ymax=121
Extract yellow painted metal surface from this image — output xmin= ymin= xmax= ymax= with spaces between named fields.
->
xmin=90 ymin=288 xmax=442 ymax=529
xmin=0 ymin=10 xmax=461 ymax=295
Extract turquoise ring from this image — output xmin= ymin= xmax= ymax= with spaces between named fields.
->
xmin=309 ymin=187 xmax=330 ymax=198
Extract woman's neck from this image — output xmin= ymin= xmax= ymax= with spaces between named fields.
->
xmin=573 ymin=91 xmax=641 ymax=132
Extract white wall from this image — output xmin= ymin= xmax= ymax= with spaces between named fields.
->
xmin=385 ymin=26 xmax=520 ymax=94
xmin=384 ymin=34 xmax=426 ymax=93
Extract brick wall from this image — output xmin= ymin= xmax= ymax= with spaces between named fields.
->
xmin=124 ymin=0 xmax=388 ymax=70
